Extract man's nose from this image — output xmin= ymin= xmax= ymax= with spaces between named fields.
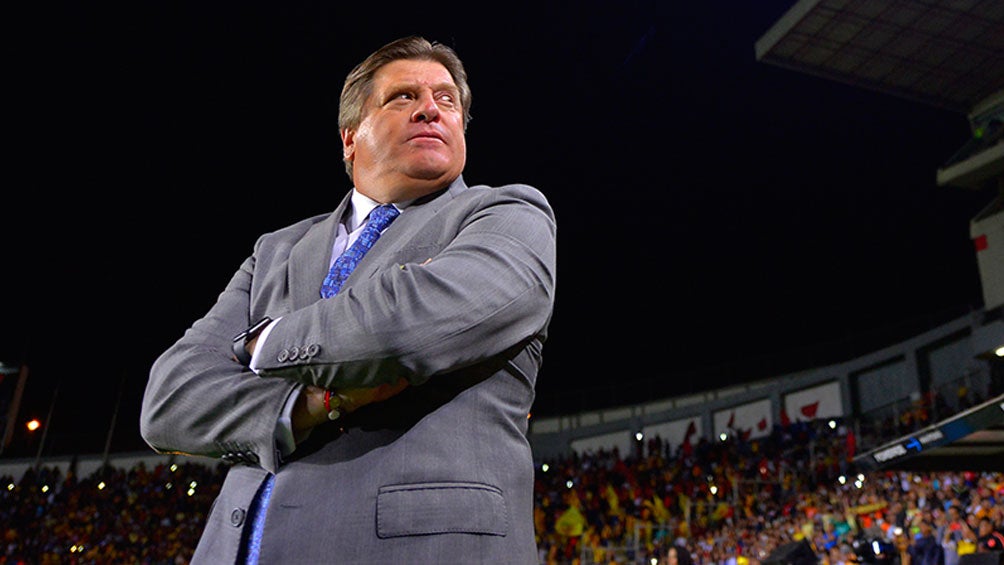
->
xmin=411 ymin=94 xmax=440 ymax=123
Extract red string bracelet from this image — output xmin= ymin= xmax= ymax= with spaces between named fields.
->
xmin=324 ymin=390 xmax=342 ymax=420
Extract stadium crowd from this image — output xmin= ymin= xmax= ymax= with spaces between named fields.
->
xmin=533 ymin=417 xmax=1003 ymax=565
xmin=1 ymin=395 xmax=1001 ymax=564
xmin=1 ymin=460 xmax=219 ymax=564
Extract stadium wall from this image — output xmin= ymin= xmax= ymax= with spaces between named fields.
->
xmin=528 ymin=311 xmax=1003 ymax=462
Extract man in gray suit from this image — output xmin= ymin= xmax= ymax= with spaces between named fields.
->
xmin=140 ymin=36 xmax=556 ymax=564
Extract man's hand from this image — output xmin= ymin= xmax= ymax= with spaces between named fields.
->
xmin=292 ymin=378 xmax=409 ymax=434
xmin=334 ymin=378 xmax=410 ymax=414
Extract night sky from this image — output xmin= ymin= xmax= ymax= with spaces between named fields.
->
xmin=3 ymin=1 xmax=992 ymax=457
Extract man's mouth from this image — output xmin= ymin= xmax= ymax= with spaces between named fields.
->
xmin=409 ymin=131 xmax=444 ymax=143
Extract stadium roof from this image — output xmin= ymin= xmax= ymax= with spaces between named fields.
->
xmin=756 ymin=3 xmax=1004 ymax=474
xmin=754 ymin=0 xmax=1004 ymax=114
xmin=852 ymin=393 xmax=1004 ymax=472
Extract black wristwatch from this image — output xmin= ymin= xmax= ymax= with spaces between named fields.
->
xmin=232 ymin=317 xmax=273 ymax=366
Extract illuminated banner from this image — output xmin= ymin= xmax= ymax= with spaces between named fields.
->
xmin=855 ymin=394 xmax=1004 ymax=470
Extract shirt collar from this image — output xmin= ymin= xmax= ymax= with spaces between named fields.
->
xmin=347 ymin=189 xmax=412 ymax=232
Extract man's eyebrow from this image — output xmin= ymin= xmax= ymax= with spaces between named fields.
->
xmin=433 ymin=82 xmax=460 ymax=93
xmin=384 ymin=81 xmax=459 ymax=94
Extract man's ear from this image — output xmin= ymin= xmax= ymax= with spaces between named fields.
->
xmin=340 ymin=128 xmax=355 ymax=162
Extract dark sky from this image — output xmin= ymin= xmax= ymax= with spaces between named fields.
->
xmin=3 ymin=1 xmax=991 ymax=456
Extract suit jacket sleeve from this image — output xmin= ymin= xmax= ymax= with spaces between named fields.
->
xmin=140 ymin=244 xmax=305 ymax=474
xmin=255 ymin=182 xmax=557 ymax=390
xmin=140 ymin=181 xmax=556 ymax=473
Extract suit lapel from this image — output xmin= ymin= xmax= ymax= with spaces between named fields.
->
xmin=371 ymin=176 xmax=467 ymax=250
xmin=286 ymin=177 xmax=469 ymax=309
xmin=342 ymin=176 xmax=467 ymax=282
xmin=288 ymin=191 xmax=352 ymax=311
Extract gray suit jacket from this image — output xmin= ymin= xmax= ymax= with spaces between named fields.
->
xmin=140 ymin=176 xmax=556 ymax=564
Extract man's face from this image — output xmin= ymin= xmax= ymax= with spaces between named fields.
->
xmin=342 ymin=59 xmax=467 ymax=201
xmin=919 ymin=520 xmax=933 ymax=536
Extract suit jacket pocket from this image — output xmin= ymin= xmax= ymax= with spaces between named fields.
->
xmin=376 ymin=482 xmax=509 ymax=538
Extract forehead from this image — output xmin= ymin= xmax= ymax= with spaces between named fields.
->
xmin=372 ymin=59 xmax=457 ymax=92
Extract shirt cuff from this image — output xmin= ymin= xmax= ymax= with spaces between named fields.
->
xmin=248 ymin=316 xmax=281 ymax=374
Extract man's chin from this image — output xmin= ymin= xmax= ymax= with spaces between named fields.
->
xmin=408 ymin=170 xmax=450 ymax=182
xmin=405 ymin=162 xmax=461 ymax=182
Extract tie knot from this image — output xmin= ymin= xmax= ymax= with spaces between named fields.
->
xmin=368 ymin=204 xmax=400 ymax=231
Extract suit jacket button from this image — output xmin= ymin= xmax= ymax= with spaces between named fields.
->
xmin=306 ymin=344 xmax=320 ymax=357
xmin=230 ymin=508 xmax=246 ymax=527
xmin=277 ymin=349 xmax=289 ymax=362
xmin=288 ymin=346 xmax=300 ymax=360
xmin=244 ymin=451 xmax=260 ymax=464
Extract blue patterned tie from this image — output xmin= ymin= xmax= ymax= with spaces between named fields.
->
xmin=320 ymin=204 xmax=401 ymax=298
xmin=244 ymin=203 xmax=400 ymax=564
xmin=244 ymin=476 xmax=273 ymax=564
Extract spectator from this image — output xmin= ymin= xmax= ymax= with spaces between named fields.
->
xmin=909 ymin=517 xmax=946 ymax=565
xmin=977 ymin=516 xmax=1004 ymax=553
xmin=662 ymin=542 xmax=695 ymax=565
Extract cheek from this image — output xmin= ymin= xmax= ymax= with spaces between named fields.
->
xmin=451 ymin=130 xmax=468 ymax=163
xmin=353 ymin=124 xmax=389 ymax=162
xmin=353 ymin=118 xmax=391 ymax=151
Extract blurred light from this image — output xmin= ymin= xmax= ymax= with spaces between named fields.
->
xmin=854 ymin=480 xmax=863 ymax=489
xmin=166 ymin=482 xmax=173 ymax=490
xmin=565 ymin=480 xmax=574 ymax=489
xmin=872 ymin=540 xmax=883 ymax=556
xmin=189 ymin=481 xmax=197 ymax=489
xmin=541 ymin=463 xmax=549 ymax=473
xmin=857 ymin=474 xmax=865 ymax=482
xmin=635 ymin=432 xmax=644 ymax=441
xmin=187 ymin=488 xmax=196 ymax=496
xmin=41 ymin=485 xmax=49 ymax=493
xmin=26 ymin=419 xmax=40 ymax=432
xmin=527 ymin=412 xmax=532 ymax=420
xmin=828 ymin=420 xmax=836 ymax=429
xmin=6 ymin=483 xmax=14 ymax=491
xmin=651 ymin=559 xmax=659 ymax=565
xmin=710 ymin=485 xmax=718 ymax=495
xmin=97 ymin=482 xmax=106 ymax=490
xmin=719 ymin=432 xmax=727 ymax=441
xmin=994 ymin=345 xmax=1003 ymax=357
xmin=838 ymin=475 xmax=847 ymax=485
xmin=170 ymin=464 xmax=178 ymax=472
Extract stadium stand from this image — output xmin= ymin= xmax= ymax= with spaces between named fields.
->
xmin=1 ymin=311 xmax=1001 ymax=564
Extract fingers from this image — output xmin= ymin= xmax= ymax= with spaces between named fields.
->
xmin=335 ymin=378 xmax=410 ymax=414
xmin=374 ymin=377 xmax=409 ymax=399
